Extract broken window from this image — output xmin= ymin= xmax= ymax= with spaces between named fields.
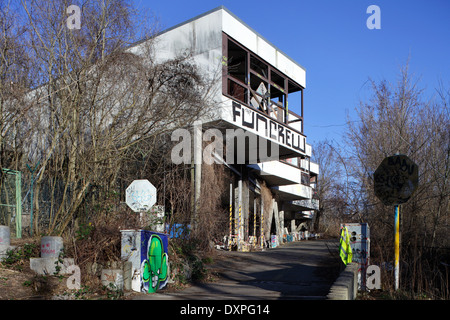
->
xmin=227 ymin=40 xmax=247 ymax=85
xmin=250 ymin=55 xmax=268 ymax=79
xmin=270 ymin=85 xmax=285 ymax=122
xmin=287 ymin=80 xmax=303 ymax=131
xmin=228 ymin=79 xmax=248 ymax=104
xmin=249 ymin=73 xmax=268 ymax=111
xmin=223 ymin=33 xmax=304 ymax=132
xmin=287 ymin=80 xmax=303 ymax=116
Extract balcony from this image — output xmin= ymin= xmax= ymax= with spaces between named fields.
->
xmin=310 ymin=161 xmax=319 ymax=175
xmin=305 ymin=143 xmax=312 ymax=158
xmin=272 ymin=183 xmax=311 ymax=201
xmin=290 ymin=199 xmax=319 ymax=211
xmin=248 ymin=160 xmax=300 ymax=186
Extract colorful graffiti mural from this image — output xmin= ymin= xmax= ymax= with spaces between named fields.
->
xmin=140 ymin=233 xmax=168 ymax=293
xmin=121 ymin=230 xmax=169 ymax=293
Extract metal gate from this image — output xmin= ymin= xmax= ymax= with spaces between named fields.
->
xmin=0 ymin=169 xmax=22 ymax=238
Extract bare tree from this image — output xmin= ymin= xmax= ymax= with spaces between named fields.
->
xmin=0 ymin=0 xmax=31 ymax=170
xmin=15 ymin=0 xmax=217 ymax=235
xmin=345 ymin=64 xmax=449 ymax=297
xmin=311 ymin=140 xmax=346 ymax=234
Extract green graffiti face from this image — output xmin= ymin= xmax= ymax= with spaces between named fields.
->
xmin=141 ymin=235 xmax=168 ymax=293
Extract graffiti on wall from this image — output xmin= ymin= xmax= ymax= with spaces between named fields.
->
xmin=140 ymin=232 xmax=169 ymax=293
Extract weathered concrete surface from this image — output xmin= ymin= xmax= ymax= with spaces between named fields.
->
xmin=133 ymin=239 xmax=341 ymax=300
xmin=327 ymin=263 xmax=359 ymax=300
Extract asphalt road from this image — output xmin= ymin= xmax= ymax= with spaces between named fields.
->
xmin=133 ymin=239 xmax=341 ymax=300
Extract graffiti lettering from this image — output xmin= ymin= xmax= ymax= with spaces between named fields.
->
xmin=374 ymin=155 xmax=419 ymax=206
xmin=232 ymin=101 xmax=305 ymax=152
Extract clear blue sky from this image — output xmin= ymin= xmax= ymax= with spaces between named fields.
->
xmin=133 ymin=0 xmax=450 ymax=147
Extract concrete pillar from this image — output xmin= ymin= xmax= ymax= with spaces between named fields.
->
xmin=273 ymin=201 xmax=280 ymax=244
xmin=291 ymin=219 xmax=296 ymax=234
xmin=279 ymin=208 xmax=285 ymax=242
xmin=265 ymin=199 xmax=274 ymax=243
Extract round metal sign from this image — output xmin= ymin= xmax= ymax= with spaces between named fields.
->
xmin=125 ymin=179 xmax=157 ymax=212
xmin=374 ymin=154 xmax=419 ymax=206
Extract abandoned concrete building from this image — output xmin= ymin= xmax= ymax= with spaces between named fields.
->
xmin=138 ymin=6 xmax=320 ymax=250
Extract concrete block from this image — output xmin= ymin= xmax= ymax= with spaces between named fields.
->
xmin=101 ymin=269 xmax=124 ymax=290
xmin=66 ymin=265 xmax=81 ymax=290
xmin=123 ymin=261 xmax=132 ymax=291
xmin=327 ymin=263 xmax=359 ymax=300
xmin=30 ymin=257 xmax=75 ymax=275
xmin=0 ymin=226 xmax=11 ymax=246
xmin=40 ymin=236 xmax=64 ymax=258
xmin=0 ymin=245 xmax=16 ymax=261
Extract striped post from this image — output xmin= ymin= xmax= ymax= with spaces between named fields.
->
xmin=237 ymin=179 xmax=242 ymax=251
xmin=229 ymin=183 xmax=233 ymax=249
xmin=260 ymin=198 xmax=264 ymax=249
xmin=394 ymin=205 xmax=400 ymax=290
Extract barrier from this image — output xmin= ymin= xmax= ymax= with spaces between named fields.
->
xmin=0 ymin=225 xmax=16 ymax=260
xmin=327 ymin=263 xmax=359 ymax=300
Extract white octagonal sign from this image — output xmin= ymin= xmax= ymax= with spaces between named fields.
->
xmin=125 ymin=179 xmax=157 ymax=212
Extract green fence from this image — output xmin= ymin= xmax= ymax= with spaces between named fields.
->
xmin=0 ymin=169 xmax=22 ymax=238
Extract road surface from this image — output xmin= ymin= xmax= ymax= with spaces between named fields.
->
xmin=133 ymin=239 xmax=341 ymax=300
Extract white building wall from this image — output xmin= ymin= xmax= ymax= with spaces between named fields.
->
xmin=221 ymin=9 xmax=306 ymax=88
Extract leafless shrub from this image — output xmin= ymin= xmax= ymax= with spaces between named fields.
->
xmin=316 ymin=63 xmax=449 ymax=298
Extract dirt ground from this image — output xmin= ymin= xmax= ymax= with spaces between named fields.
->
xmin=0 ymin=238 xmax=85 ymax=300
xmin=0 ymin=262 xmax=77 ymax=300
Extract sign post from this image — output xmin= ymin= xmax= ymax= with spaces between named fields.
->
xmin=374 ymin=154 xmax=418 ymax=290
xmin=126 ymin=179 xmax=157 ymax=223
xmin=394 ymin=204 xmax=400 ymax=290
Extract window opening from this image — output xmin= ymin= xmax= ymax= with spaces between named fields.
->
xmin=270 ymin=70 xmax=285 ymax=91
xmin=228 ymin=79 xmax=248 ymax=104
xmin=223 ymin=34 xmax=304 ymax=133
xmin=287 ymin=80 xmax=302 ymax=116
xmin=249 ymin=73 xmax=269 ymax=111
xmin=270 ymin=85 xmax=285 ymax=122
xmin=250 ymin=55 xmax=268 ymax=79
xmin=227 ymin=40 xmax=247 ymax=85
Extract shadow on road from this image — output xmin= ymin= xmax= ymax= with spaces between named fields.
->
xmin=133 ymin=239 xmax=341 ymax=300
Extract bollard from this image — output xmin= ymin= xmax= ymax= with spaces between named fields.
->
xmin=41 ymin=236 xmax=64 ymax=258
xmin=0 ymin=226 xmax=11 ymax=246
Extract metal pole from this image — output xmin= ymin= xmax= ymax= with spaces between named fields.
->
xmin=253 ymin=200 xmax=256 ymax=242
xmin=260 ymin=197 xmax=264 ymax=249
xmin=394 ymin=204 xmax=400 ymax=290
xmin=238 ymin=179 xmax=242 ymax=251
xmin=15 ymin=171 xmax=22 ymax=238
xmin=229 ymin=182 xmax=232 ymax=250
xmin=26 ymin=162 xmax=39 ymax=236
